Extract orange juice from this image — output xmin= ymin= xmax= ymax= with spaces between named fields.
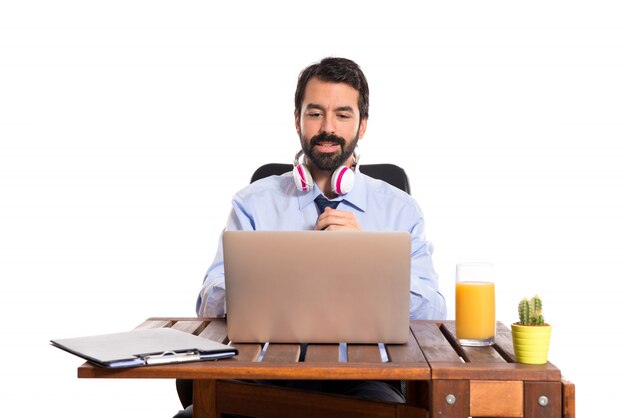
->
xmin=455 ymin=281 xmax=495 ymax=342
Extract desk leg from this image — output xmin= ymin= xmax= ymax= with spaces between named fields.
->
xmin=405 ymin=381 xmax=430 ymax=408
xmin=524 ymin=381 xmax=561 ymax=418
xmin=562 ymin=378 xmax=576 ymax=418
xmin=431 ymin=380 xmax=469 ymax=418
xmin=193 ymin=379 xmax=217 ymax=418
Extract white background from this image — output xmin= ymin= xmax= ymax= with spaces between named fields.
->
xmin=1 ymin=1 xmax=624 ymax=416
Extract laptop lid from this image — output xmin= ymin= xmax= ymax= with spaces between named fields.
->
xmin=223 ymin=230 xmax=410 ymax=344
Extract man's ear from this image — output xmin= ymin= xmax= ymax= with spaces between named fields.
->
xmin=358 ymin=117 xmax=368 ymax=139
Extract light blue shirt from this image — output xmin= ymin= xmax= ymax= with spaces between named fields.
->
xmin=196 ymin=170 xmax=447 ymax=320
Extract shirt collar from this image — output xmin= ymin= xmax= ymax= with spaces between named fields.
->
xmin=296 ymin=168 xmax=367 ymax=212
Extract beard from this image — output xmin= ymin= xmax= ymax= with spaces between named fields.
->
xmin=300 ymin=132 xmax=359 ymax=172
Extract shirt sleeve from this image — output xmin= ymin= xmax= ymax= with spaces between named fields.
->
xmin=406 ymin=201 xmax=448 ymax=320
xmin=196 ymin=193 xmax=254 ymax=318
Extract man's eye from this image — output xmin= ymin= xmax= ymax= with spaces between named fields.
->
xmin=338 ymin=114 xmax=352 ymax=119
xmin=307 ymin=112 xmax=321 ymax=118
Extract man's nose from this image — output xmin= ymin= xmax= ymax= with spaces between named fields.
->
xmin=320 ymin=115 xmax=336 ymax=134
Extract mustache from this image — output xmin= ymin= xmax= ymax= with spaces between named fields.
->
xmin=310 ymin=133 xmax=346 ymax=147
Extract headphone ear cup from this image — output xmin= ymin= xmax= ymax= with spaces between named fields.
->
xmin=293 ymin=164 xmax=313 ymax=192
xmin=331 ymin=166 xmax=355 ymax=195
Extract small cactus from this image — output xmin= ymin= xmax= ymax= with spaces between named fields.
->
xmin=517 ymin=295 xmax=545 ymax=325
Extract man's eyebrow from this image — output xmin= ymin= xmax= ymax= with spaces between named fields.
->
xmin=305 ymin=103 xmax=355 ymax=113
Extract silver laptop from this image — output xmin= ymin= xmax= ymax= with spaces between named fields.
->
xmin=223 ymin=230 xmax=410 ymax=344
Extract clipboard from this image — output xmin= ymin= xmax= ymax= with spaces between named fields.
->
xmin=50 ymin=327 xmax=238 ymax=368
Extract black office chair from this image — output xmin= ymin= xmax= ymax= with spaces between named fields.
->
xmin=251 ymin=163 xmax=411 ymax=195
xmin=176 ymin=162 xmax=412 ymax=410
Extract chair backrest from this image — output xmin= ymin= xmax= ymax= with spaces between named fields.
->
xmin=250 ymin=163 xmax=411 ymax=195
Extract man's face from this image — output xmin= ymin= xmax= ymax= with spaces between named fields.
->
xmin=296 ymin=78 xmax=367 ymax=171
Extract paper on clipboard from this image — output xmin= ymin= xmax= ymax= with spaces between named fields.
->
xmin=50 ymin=327 xmax=237 ymax=368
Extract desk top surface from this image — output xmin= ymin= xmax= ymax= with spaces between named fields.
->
xmin=77 ymin=318 xmax=561 ymax=382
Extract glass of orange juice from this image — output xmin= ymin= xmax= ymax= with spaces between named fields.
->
xmin=455 ymin=262 xmax=495 ymax=346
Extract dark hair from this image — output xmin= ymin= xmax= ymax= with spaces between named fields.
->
xmin=294 ymin=57 xmax=369 ymax=120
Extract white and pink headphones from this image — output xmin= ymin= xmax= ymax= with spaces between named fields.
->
xmin=292 ymin=150 xmax=358 ymax=195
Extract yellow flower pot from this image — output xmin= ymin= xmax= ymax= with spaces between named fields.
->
xmin=511 ymin=323 xmax=552 ymax=365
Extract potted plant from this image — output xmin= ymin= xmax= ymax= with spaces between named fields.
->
xmin=511 ymin=295 xmax=552 ymax=364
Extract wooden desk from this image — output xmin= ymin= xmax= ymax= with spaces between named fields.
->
xmin=78 ymin=318 xmax=575 ymax=418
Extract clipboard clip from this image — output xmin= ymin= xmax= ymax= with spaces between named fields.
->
xmin=143 ymin=350 xmax=201 ymax=365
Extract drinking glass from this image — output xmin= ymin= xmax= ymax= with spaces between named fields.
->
xmin=455 ymin=262 xmax=496 ymax=346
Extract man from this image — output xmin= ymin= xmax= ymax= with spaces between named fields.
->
xmin=176 ymin=57 xmax=446 ymax=417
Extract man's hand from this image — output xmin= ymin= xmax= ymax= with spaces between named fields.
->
xmin=314 ymin=207 xmax=361 ymax=231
